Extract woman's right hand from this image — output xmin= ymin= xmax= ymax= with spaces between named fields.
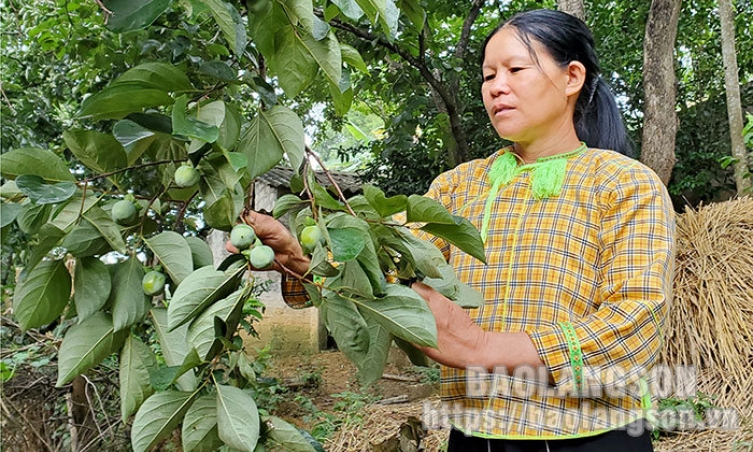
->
xmin=226 ymin=209 xmax=311 ymax=276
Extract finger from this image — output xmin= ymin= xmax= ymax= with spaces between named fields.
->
xmin=225 ymin=241 xmax=240 ymax=254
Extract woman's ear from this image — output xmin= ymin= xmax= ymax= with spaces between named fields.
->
xmin=565 ymin=61 xmax=587 ymax=98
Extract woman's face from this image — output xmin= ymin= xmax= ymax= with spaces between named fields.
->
xmin=481 ymin=27 xmax=575 ymax=145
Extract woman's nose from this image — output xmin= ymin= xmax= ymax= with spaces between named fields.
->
xmin=488 ymin=74 xmax=510 ymax=96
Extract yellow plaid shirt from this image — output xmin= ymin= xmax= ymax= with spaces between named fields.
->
xmin=414 ymin=146 xmax=675 ymax=439
xmin=284 ymin=146 xmax=675 ymax=439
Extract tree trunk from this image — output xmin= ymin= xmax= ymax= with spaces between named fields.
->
xmin=557 ymin=0 xmax=585 ymax=20
xmin=718 ymin=0 xmax=752 ymax=194
xmin=640 ymin=0 xmax=682 ymax=185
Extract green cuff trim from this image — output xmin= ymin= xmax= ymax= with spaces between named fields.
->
xmin=558 ymin=321 xmax=584 ymax=394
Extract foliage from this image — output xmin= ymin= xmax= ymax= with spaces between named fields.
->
xmin=1 ymin=1 xmax=487 ymax=451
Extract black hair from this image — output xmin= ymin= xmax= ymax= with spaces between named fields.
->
xmin=481 ymin=9 xmax=633 ymax=157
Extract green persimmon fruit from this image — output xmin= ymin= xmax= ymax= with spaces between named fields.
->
xmin=174 ymin=165 xmax=201 ymax=188
xmin=248 ymin=245 xmax=275 ymax=269
xmin=112 ymin=199 xmax=139 ymax=226
xmin=299 ymin=225 xmax=325 ymax=254
xmin=230 ymin=224 xmax=256 ymax=250
xmin=142 ymin=270 xmax=166 ymax=296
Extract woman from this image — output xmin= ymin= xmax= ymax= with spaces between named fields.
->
xmin=234 ymin=9 xmax=675 ymax=452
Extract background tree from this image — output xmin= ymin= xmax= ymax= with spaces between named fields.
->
xmin=717 ymin=0 xmax=752 ymax=194
xmin=557 ymin=0 xmax=585 ymax=20
xmin=640 ymin=0 xmax=683 ymax=185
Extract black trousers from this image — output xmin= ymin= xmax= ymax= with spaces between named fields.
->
xmin=447 ymin=420 xmax=654 ymax=452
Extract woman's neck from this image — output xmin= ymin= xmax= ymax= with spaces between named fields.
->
xmin=511 ymin=130 xmax=583 ymax=164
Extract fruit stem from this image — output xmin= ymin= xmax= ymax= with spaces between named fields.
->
xmin=304 ymin=146 xmax=357 ymax=217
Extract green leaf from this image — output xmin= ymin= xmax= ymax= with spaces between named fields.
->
xmin=182 ymin=395 xmax=223 ymax=452
xmin=273 ymin=194 xmax=306 ymax=219
xmin=115 ymin=62 xmax=195 ymax=93
xmin=172 ymin=95 xmax=220 ymax=143
xmin=167 ymin=266 xmax=244 ymax=331
xmin=335 ymin=260 xmax=373 ymax=298
xmin=420 ymin=215 xmax=487 ymax=264
xmin=340 ymin=43 xmax=368 ymax=73
xmin=16 ymin=202 xmax=51 ymax=235
xmin=270 ymin=27 xmax=341 ymax=98
xmin=151 ymin=349 xmax=202 ymax=390
xmin=406 ymin=195 xmax=455 ymax=225
xmin=188 ymin=100 xmax=227 ymax=153
xmin=322 ymin=294 xmax=370 ymax=365
xmin=120 ymin=335 xmax=157 ymax=422
xmin=110 ymin=258 xmax=150 ymax=331
xmin=354 ymin=0 xmax=398 ymax=37
xmin=216 ymin=384 xmax=260 ymax=452
xmin=328 ymin=227 xmax=366 ymax=261
xmin=102 ymin=0 xmax=171 ymax=32
xmin=218 ymin=104 xmax=242 ymax=151
xmin=22 ymin=223 xmax=65 ymax=277
xmin=199 ymin=61 xmax=237 ymax=81
xmin=363 ymin=184 xmax=407 ymax=217
xmin=396 ymin=0 xmax=425 ymax=30
xmin=13 ymin=259 xmax=71 ymax=331
xmin=329 ymin=0 xmax=364 ymax=21
xmin=62 ymin=220 xmax=111 ymax=257
xmin=63 ymin=129 xmax=128 ymax=175
xmin=0 ymin=147 xmax=75 ymax=182
xmin=203 ymin=0 xmax=247 ymax=55
xmin=14 ymin=175 xmax=76 ymax=205
xmin=82 ymin=206 xmax=127 ymax=254
xmin=185 ymin=236 xmax=214 ymax=270
xmin=51 ymin=194 xmax=98 ymax=231
xmin=263 ymin=416 xmax=317 ymax=452
xmin=56 ymin=312 xmax=114 ymax=386
xmin=113 ymin=120 xmax=157 ymax=165
xmin=453 ymin=280 xmax=485 ymax=309
xmin=393 ymin=336 xmax=431 ymax=367
xmin=151 ymin=308 xmax=197 ymax=391
xmin=131 ymin=390 xmax=199 ymax=452
xmin=74 ymin=257 xmax=112 ymax=323
xmin=309 ymin=181 xmax=344 ymax=212
xmin=145 ymin=231 xmax=193 ymax=285
xmin=359 ymin=318 xmax=392 ymax=385
xmin=79 ymin=83 xmax=175 ymax=120
xmin=351 ymin=284 xmax=437 ymax=348
xmin=328 ymin=75 xmax=353 ymax=117
xmin=203 ymin=190 xmax=243 ymax=231
xmin=238 ymin=106 xmax=304 ymax=179
xmin=186 ymin=289 xmax=244 ymax=360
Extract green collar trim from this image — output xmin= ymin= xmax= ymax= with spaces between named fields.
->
xmin=480 ymin=143 xmax=587 ymax=242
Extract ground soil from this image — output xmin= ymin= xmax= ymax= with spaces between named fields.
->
xmin=265 ymin=349 xmax=439 ymax=431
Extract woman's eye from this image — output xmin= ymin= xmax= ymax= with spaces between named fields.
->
xmin=483 ymin=74 xmax=495 ymax=81
xmin=510 ymin=67 xmax=524 ymax=73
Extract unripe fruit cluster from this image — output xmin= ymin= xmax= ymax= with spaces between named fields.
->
xmin=231 ymin=224 xmax=275 ymax=270
xmin=112 ymin=199 xmax=139 ymax=226
xmin=299 ymin=225 xmax=325 ymax=254
xmin=142 ymin=270 xmax=166 ymax=296
xmin=174 ymin=165 xmax=200 ymax=188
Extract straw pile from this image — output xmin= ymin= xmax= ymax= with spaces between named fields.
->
xmin=330 ymin=198 xmax=753 ymax=451
xmin=654 ymin=197 xmax=753 ymax=450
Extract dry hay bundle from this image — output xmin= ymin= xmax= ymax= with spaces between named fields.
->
xmin=653 ymin=197 xmax=753 ymax=451
xmin=326 ymin=397 xmax=449 ymax=452
xmin=661 ymin=197 xmax=753 ymax=384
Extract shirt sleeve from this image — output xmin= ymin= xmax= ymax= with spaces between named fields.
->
xmin=527 ymin=165 xmax=676 ymax=396
xmin=280 ymin=274 xmax=313 ymax=309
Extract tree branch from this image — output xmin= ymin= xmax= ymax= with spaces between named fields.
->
xmin=454 ymin=0 xmax=484 ymax=62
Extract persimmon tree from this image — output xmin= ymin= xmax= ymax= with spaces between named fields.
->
xmin=0 ymin=1 xmax=485 ymax=451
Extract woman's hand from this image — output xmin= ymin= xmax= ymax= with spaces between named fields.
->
xmin=226 ymin=209 xmax=311 ymax=276
xmin=411 ymin=281 xmax=549 ymax=379
xmin=410 ymin=281 xmax=489 ymax=369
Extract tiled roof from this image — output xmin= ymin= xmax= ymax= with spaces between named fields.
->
xmin=257 ymin=166 xmax=363 ymax=194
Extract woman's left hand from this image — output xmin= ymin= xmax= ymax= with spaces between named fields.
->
xmin=411 ymin=281 xmax=489 ymax=369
